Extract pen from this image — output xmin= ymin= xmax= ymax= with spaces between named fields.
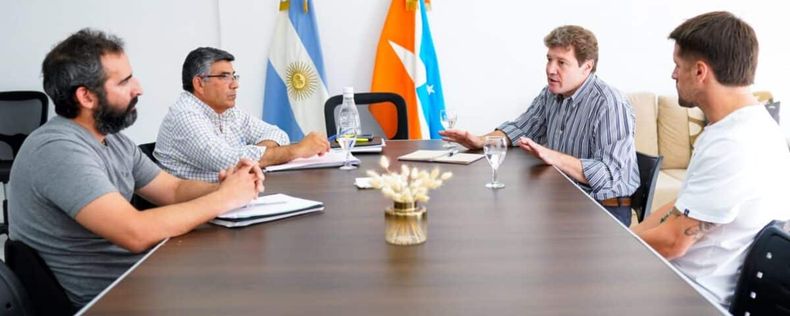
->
xmin=329 ymin=135 xmax=373 ymax=142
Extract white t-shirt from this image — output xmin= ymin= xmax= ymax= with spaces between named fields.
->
xmin=672 ymin=105 xmax=790 ymax=308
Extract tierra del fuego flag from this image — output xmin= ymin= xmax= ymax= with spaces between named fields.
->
xmin=263 ymin=0 xmax=328 ymax=141
xmin=371 ymin=0 xmax=446 ymax=139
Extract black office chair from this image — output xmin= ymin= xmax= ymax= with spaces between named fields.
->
xmin=131 ymin=142 xmax=158 ymax=210
xmin=138 ymin=142 xmax=158 ymax=164
xmin=0 ymin=259 xmax=33 ymax=316
xmin=630 ymin=152 xmax=663 ymax=223
xmin=4 ymin=239 xmax=75 ymax=316
xmin=324 ymin=92 xmax=409 ymax=140
xmin=0 ymin=91 xmax=49 ymax=237
xmin=764 ymin=101 xmax=780 ymax=124
xmin=730 ymin=220 xmax=790 ymax=316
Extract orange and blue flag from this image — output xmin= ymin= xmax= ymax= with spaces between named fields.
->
xmin=371 ymin=0 xmax=446 ymax=139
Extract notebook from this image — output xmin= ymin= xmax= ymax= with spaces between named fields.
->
xmin=397 ymin=149 xmax=484 ymax=165
xmin=210 ymin=193 xmax=324 ymax=228
xmin=330 ymin=136 xmax=386 ymax=153
xmin=264 ymin=149 xmax=361 ymax=172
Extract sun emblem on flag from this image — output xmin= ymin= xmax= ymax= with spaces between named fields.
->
xmin=285 ymin=61 xmax=318 ymax=101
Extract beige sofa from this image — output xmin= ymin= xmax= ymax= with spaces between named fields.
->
xmin=627 ymin=91 xmax=775 ymax=212
xmin=628 ymin=93 xmax=705 ymax=212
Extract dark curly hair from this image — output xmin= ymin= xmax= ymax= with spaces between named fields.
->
xmin=41 ymin=28 xmax=124 ymax=118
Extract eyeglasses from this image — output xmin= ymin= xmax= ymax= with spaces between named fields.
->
xmin=200 ymin=73 xmax=240 ymax=83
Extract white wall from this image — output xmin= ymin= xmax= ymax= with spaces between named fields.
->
xmin=2 ymin=0 xmax=789 ymax=143
xmin=0 ymin=0 xmax=220 ymax=142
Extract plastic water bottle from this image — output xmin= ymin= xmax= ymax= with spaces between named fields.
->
xmin=335 ymin=87 xmax=361 ymax=170
xmin=336 ymin=87 xmax=361 ymax=134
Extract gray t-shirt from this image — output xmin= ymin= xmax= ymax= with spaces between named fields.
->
xmin=8 ymin=116 xmax=160 ymax=308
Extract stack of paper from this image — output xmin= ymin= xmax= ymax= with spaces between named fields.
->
xmin=264 ymin=150 xmax=361 ymax=172
xmin=210 ymin=193 xmax=324 ymax=228
xmin=398 ymin=149 xmax=484 ymax=165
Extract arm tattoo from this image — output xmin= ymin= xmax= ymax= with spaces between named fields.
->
xmin=684 ymin=221 xmax=717 ymax=240
xmin=659 ymin=208 xmax=682 ymax=224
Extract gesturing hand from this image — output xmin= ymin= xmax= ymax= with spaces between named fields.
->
xmin=438 ymin=129 xmax=484 ymax=150
xmin=517 ymin=137 xmax=557 ymax=166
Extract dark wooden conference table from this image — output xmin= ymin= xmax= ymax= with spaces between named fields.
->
xmin=85 ymin=141 xmax=722 ymax=315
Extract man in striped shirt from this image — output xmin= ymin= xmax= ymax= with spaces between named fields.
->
xmin=440 ymin=25 xmax=639 ymax=226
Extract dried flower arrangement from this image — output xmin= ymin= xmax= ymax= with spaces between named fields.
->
xmin=366 ymin=156 xmax=453 ymax=204
xmin=366 ymin=156 xmax=453 ymax=245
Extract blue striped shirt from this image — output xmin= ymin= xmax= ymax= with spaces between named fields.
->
xmin=498 ymin=74 xmax=639 ymax=200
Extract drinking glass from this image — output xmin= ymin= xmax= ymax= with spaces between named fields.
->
xmin=483 ymin=136 xmax=507 ymax=189
xmin=439 ymin=109 xmax=458 ymax=148
xmin=336 ymin=125 xmax=358 ymax=170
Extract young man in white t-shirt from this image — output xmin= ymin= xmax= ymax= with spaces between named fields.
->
xmin=632 ymin=11 xmax=790 ymax=309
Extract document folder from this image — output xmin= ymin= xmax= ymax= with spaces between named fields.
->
xmin=210 ymin=193 xmax=324 ymax=228
xmin=264 ymin=150 xmax=361 ymax=172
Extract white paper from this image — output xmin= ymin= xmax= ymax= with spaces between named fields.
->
xmin=215 ymin=193 xmax=323 ymax=219
xmin=264 ymin=149 xmax=361 ymax=172
xmin=398 ymin=150 xmax=484 ymax=165
xmin=354 ymin=177 xmax=373 ymax=189
xmin=397 ymin=149 xmax=450 ymax=161
xmin=210 ymin=208 xmax=323 ymax=228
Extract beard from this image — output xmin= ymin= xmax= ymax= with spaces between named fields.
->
xmin=675 ymin=83 xmax=698 ymax=108
xmin=677 ymin=95 xmax=698 ymax=108
xmin=94 ymin=93 xmax=138 ymax=135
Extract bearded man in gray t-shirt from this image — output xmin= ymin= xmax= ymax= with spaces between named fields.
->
xmin=8 ymin=28 xmax=265 ymax=309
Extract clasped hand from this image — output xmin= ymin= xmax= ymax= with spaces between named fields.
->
xmin=217 ymin=159 xmax=265 ymax=207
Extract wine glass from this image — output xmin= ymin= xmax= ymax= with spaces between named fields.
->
xmin=439 ymin=109 xmax=458 ymax=148
xmin=483 ymin=136 xmax=507 ymax=189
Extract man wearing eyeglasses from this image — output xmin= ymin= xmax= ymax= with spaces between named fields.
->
xmin=155 ymin=47 xmax=330 ymax=182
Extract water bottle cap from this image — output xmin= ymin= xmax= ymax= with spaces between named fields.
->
xmin=343 ymin=87 xmax=354 ymax=95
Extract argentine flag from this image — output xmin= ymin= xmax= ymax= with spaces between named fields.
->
xmin=263 ymin=0 xmax=328 ymax=141
xmin=371 ymin=0 xmax=446 ymax=139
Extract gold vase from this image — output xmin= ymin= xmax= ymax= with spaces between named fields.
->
xmin=385 ymin=201 xmax=427 ymax=246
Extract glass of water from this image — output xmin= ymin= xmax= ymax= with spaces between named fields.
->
xmin=336 ymin=125 xmax=358 ymax=170
xmin=439 ymin=109 xmax=458 ymax=148
xmin=483 ymin=136 xmax=507 ymax=189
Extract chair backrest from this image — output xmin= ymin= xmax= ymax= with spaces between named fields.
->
xmin=131 ymin=142 xmax=159 ymax=210
xmin=0 ymin=91 xmax=48 ymax=161
xmin=4 ymin=239 xmax=75 ymax=316
xmin=138 ymin=142 xmax=158 ymax=164
xmin=730 ymin=220 xmax=790 ymax=316
xmin=764 ymin=101 xmax=780 ymax=125
xmin=1 ymin=91 xmax=48 ymax=237
xmin=630 ymin=152 xmax=663 ymax=223
xmin=0 ymin=259 xmax=33 ymax=316
xmin=324 ymin=92 xmax=408 ymax=140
